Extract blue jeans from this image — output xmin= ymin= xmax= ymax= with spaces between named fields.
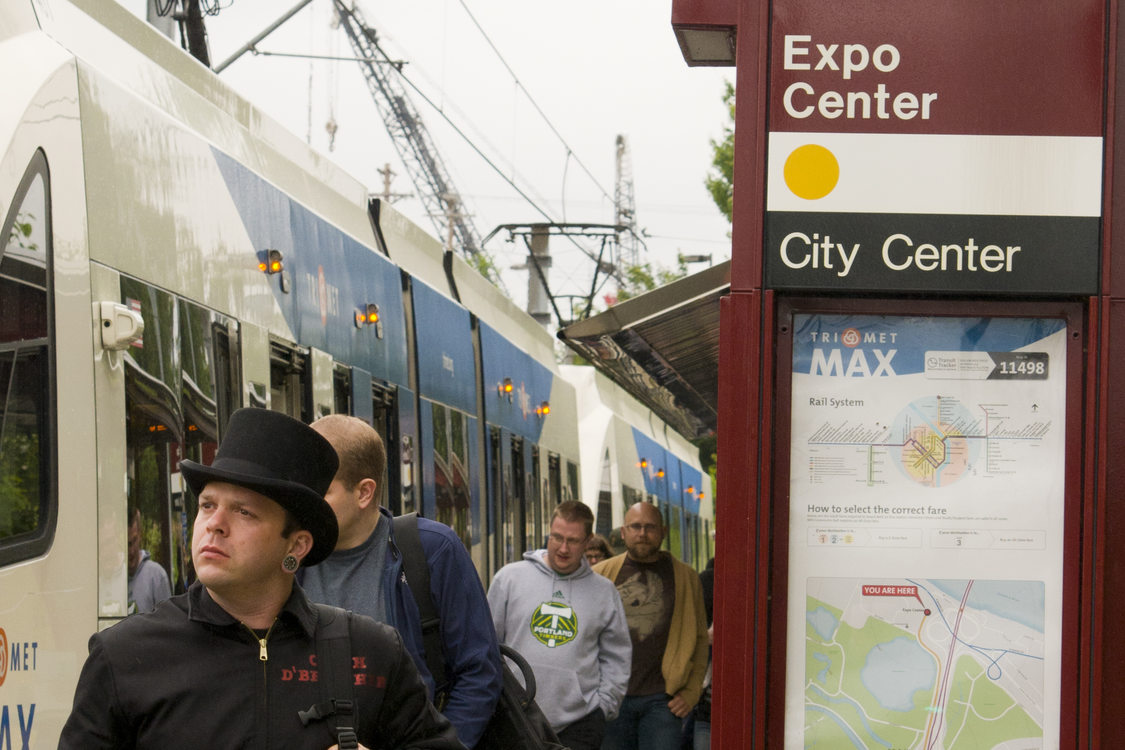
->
xmin=693 ymin=719 xmax=711 ymax=749
xmin=601 ymin=694 xmax=683 ymax=750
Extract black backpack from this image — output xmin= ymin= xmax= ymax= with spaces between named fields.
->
xmin=393 ymin=513 xmax=568 ymax=750
xmin=301 ymin=603 xmax=359 ymax=749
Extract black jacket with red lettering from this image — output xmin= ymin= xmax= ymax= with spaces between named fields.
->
xmin=59 ymin=582 xmax=465 ymax=750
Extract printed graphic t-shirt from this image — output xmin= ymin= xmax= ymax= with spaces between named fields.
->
xmin=614 ymin=553 xmax=674 ymax=696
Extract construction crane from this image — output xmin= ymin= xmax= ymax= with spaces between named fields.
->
xmin=614 ymin=134 xmax=641 ymax=272
xmin=331 ymin=0 xmax=498 ymax=283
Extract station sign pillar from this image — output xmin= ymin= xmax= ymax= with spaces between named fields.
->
xmin=672 ymin=0 xmax=1119 ymax=746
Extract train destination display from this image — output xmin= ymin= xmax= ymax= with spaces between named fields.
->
xmin=763 ymin=0 xmax=1104 ymax=295
xmin=785 ymin=314 xmax=1065 ymax=749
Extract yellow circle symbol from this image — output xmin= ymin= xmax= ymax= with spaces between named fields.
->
xmin=783 ymin=144 xmax=839 ymax=200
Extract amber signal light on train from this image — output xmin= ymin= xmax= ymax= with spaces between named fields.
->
xmin=497 ymin=377 xmax=514 ymax=402
xmin=259 ymin=249 xmax=283 ymax=274
xmin=354 ymin=303 xmax=384 ymax=338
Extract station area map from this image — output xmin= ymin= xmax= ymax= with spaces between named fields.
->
xmin=805 ymin=577 xmax=1044 ymax=749
xmin=786 ymin=314 xmax=1066 ymax=749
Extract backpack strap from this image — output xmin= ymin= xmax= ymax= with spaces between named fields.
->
xmin=392 ymin=513 xmax=447 ymax=696
xmin=299 ymin=603 xmax=358 ymax=749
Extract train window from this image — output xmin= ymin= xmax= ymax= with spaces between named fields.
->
xmin=449 ymin=409 xmax=470 ymax=547
xmin=178 ymin=301 xmax=226 ymax=592
xmin=211 ymin=322 xmax=236 ymax=434
xmin=661 ymin=504 xmax=673 ymax=552
xmin=566 ymin=461 xmax=578 ymax=503
xmin=669 ymin=506 xmax=684 ymax=561
xmin=371 ymin=385 xmax=396 ymax=513
xmin=596 ymin=489 xmax=612 ymax=538
xmin=596 ymin=448 xmax=613 ymax=537
xmin=685 ymin=513 xmax=697 ymax=569
xmin=432 ymin=402 xmax=451 ymax=524
xmin=622 ymin=484 xmax=643 ymax=509
xmin=547 ymin=453 xmax=561 ymax=506
xmin=333 ymin=366 xmax=351 ymax=415
xmin=511 ymin=437 xmax=527 ymax=558
xmin=0 ymin=151 xmax=54 ymax=564
xmin=527 ymin=444 xmax=541 ymax=546
xmin=431 ymin=403 xmax=471 ymax=547
xmin=488 ymin=426 xmax=504 ymax=571
xmin=121 ymin=278 xmax=180 ymax=603
xmin=269 ymin=341 xmax=309 ymax=421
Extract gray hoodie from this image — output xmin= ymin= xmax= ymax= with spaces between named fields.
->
xmin=488 ymin=549 xmax=632 ymax=731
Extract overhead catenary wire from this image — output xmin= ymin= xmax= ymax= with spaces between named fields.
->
xmin=454 ymin=0 xmax=615 ymax=207
xmin=222 ymin=0 xmax=646 ymax=299
xmin=352 ymin=19 xmax=623 ymax=274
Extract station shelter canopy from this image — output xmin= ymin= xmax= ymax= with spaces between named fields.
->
xmin=557 ymin=260 xmax=729 ymax=440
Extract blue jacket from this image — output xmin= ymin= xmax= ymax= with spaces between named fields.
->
xmin=302 ymin=508 xmax=501 ymax=748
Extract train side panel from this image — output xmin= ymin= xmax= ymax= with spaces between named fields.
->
xmin=561 ymin=364 xmax=709 ymax=565
xmin=0 ymin=18 xmax=98 ymax=744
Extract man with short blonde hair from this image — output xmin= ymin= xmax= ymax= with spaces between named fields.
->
xmin=489 ymin=500 xmax=631 ymax=750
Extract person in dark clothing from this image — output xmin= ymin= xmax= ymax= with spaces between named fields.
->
xmin=692 ymin=557 xmax=716 ymax=749
xmin=60 ymin=408 xmax=463 ymax=750
xmin=699 ymin=557 xmax=715 ymax=626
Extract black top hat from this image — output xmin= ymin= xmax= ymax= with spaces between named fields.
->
xmin=180 ymin=408 xmax=340 ymax=566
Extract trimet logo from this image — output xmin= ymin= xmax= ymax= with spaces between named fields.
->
xmin=530 ymin=602 xmax=577 ymax=648
xmin=0 ymin=626 xmax=6 ymax=686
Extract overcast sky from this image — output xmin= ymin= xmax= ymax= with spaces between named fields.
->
xmin=125 ymin=0 xmax=733 ymax=314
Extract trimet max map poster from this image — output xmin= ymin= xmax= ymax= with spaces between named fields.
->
xmin=785 ymin=314 xmax=1065 ymax=750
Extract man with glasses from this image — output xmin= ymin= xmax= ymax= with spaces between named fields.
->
xmin=487 ymin=501 xmax=631 ymax=750
xmin=592 ymin=501 xmax=710 ymax=750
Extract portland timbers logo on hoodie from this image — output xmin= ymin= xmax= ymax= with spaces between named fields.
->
xmin=530 ymin=601 xmax=578 ymax=648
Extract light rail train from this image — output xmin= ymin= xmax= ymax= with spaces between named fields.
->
xmin=0 ymin=0 xmax=711 ymax=743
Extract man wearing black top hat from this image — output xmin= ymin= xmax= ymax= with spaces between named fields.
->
xmin=60 ymin=408 xmax=465 ymax=750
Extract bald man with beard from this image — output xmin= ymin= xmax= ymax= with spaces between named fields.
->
xmin=592 ymin=501 xmax=709 ymax=750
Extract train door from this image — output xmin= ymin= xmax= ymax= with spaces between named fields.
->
xmin=508 ymin=434 xmax=527 ymax=562
xmin=667 ymin=462 xmax=685 ymax=562
xmin=371 ymin=383 xmax=399 ymax=515
xmin=486 ymin=425 xmax=504 ymax=571
xmin=428 ymin=402 xmax=467 ymax=546
xmin=326 ymin=364 xmax=401 ymax=514
xmin=171 ymin=301 xmax=232 ymax=592
xmin=240 ymin=322 xmax=269 ymax=411
xmin=526 ymin=443 xmax=542 ymax=549
xmin=595 ymin=447 xmax=614 ymax=538
xmin=566 ymin=458 xmax=579 ymax=504
xmin=398 ymin=388 xmax=418 ymax=516
xmin=268 ymin=339 xmax=309 ymax=422
xmin=547 ymin=452 xmax=562 ymax=510
xmin=120 ymin=281 xmax=233 ymax=607
xmin=121 ymin=281 xmax=180 ymax=606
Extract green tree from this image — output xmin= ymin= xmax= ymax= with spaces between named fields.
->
xmin=615 ymin=254 xmax=692 ymax=303
xmin=705 ymin=81 xmax=735 ymax=223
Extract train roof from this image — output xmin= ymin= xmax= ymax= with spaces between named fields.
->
xmin=33 ymin=0 xmax=375 ymax=242
xmin=30 ymin=0 xmax=563 ymax=371
xmin=557 ymin=260 xmax=728 ymax=439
